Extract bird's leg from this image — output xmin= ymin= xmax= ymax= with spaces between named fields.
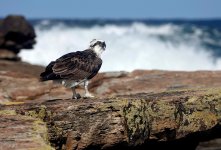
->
xmin=84 ymin=80 xmax=94 ymax=98
xmin=71 ymin=87 xmax=81 ymax=99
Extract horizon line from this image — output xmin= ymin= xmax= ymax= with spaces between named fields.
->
xmin=1 ymin=14 xmax=221 ymax=21
xmin=0 ymin=14 xmax=221 ymax=21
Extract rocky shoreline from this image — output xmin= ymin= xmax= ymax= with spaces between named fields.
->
xmin=0 ymin=15 xmax=221 ymax=150
xmin=0 ymin=60 xmax=221 ymax=150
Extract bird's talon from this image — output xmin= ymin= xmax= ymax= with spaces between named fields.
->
xmin=83 ymin=93 xmax=95 ymax=99
xmin=72 ymin=93 xmax=81 ymax=100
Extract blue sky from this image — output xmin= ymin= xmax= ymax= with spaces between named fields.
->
xmin=0 ymin=0 xmax=221 ymax=19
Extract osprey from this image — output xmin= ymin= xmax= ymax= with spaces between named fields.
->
xmin=40 ymin=39 xmax=106 ymax=99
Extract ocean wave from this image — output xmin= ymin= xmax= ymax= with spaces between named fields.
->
xmin=19 ymin=22 xmax=221 ymax=71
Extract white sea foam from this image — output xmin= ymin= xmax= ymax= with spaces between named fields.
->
xmin=19 ymin=22 xmax=221 ymax=72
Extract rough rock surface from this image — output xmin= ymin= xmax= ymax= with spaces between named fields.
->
xmin=0 ymin=15 xmax=36 ymax=60
xmin=90 ymin=70 xmax=221 ymax=96
xmin=1 ymin=60 xmax=221 ymax=102
xmin=0 ymin=110 xmax=53 ymax=150
xmin=0 ymin=60 xmax=221 ymax=150
xmin=1 ymin=88 xmax=221 ymax=150
xmin=0 ymin=60 xmax=74 ymax=102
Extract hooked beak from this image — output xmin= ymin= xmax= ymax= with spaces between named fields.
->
xmin=102 ymin=42 xmax=106 ymax=50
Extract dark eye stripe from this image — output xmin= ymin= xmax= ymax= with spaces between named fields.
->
xmin=91 ymin=41 xmax=105 ymax=47
xmin=95 ymin=41 xmax=102 ymax=45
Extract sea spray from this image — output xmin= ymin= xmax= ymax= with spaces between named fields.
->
xmin=19 ymin=19 xmax=221 ymax=71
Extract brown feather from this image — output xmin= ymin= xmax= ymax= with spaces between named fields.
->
xmin=52 ymin=49 xmax=102 ymax=81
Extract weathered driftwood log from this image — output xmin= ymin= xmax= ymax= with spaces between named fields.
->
xmin=1 ymin=88 xmax=221 ymax=150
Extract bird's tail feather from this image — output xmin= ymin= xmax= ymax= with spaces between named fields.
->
xmin=39 ymin=61 xmax=56 ymax=81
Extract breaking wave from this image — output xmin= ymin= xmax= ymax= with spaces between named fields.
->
xmin=19 ymin=20 xmax=221 ymax=72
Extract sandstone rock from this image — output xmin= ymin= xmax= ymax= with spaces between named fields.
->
xmin=0 ymin=70 xmax=72 ymax=102
xmin=0 ymin=60 xmax=83 ymax=102
xmin=0 ymin=49 xmax=18 ymax=60
xmin=2 ymin=60 xmax=221 ymax=100
xmin=0 ymin=110 xmax=53 ymax=150
xmin=1 ymin=61 xmax=221 ymax=149
xmin=90 ymin=70 xmax=221 ymax=96
xmin=0 ymin=59 xmax=45 ymax=77
xmin=1 ymin=88 xmax=221 ymax=150
xmin=0 ymin=15 xmax=36 ymax=60
xmin=197 ymin=138 xmax=221 ymax=150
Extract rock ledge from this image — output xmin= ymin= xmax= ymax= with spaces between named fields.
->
xmin=1 ymin=88 xmax=221 ymax=150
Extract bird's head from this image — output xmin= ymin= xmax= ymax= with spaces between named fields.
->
xmin=89 ymin=39 xmax=106 ymax=57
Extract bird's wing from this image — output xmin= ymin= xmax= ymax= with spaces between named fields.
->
xmin=52 ymin=50 xmax=102 ymax=80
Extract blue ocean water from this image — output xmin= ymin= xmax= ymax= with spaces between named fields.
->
xmin=19 ymin=19 xmax=221 ymax=71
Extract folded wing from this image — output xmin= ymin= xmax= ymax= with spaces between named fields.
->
xmin=40 ymin=50 xmax=102 ymax=81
